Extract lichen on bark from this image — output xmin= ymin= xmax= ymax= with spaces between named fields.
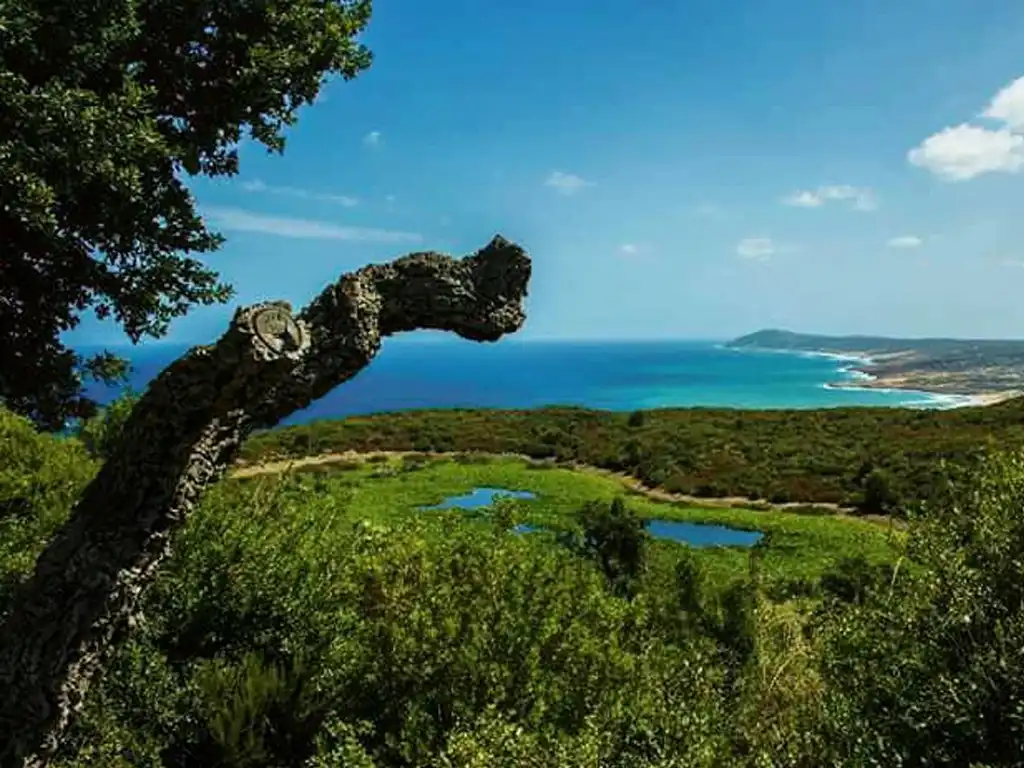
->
xmin=0 ymin=235 xmax=531 ymax=767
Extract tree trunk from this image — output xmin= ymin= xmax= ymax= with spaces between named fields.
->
xmin=0 ymin=236 xmax=531 ymax=767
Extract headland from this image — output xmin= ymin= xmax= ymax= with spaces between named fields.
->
xmin=726 ymin=329 xmax=1024 ymax=406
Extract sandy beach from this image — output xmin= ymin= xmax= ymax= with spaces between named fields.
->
xmin=759 ymin=347 xmax=1023 ymax=408
xmin=824 ymin=359 xmax=1023 ymax=408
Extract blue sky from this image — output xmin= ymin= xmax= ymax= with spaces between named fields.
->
xmin=76 ymin=0 xmax=1024 ymax=345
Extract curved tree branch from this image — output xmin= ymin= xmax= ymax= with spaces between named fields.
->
xmin=0 ymin=235 xmax=531 ymax=767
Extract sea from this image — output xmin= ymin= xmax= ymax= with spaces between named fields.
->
xmin=79 ymin=338 xmax=973 ymax=427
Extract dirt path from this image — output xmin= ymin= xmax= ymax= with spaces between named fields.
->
xmin=231 ymin=450 xmax=901 ymax=529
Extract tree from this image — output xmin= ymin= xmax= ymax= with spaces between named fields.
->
xmin=0 ymin=236 xmax=532 ymax=767
xmin=0 ymin=0 xmax=374 ymax=430
xmin=576 ymin=497 xmax=649 ymax=598
xmin=626 ymin=410 xmax=645 ymax=428
xmin=861 ymin=467 xmax=901 ymax=515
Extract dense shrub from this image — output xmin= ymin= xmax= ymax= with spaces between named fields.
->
xmin=42 ymin=476 xmax=731 ymax=766
xmin=0 ymin=408 xmax=97 ymax=617
xmin=814 ymin=452 xmax=1024 ymax=765
xmin=240 ymin=400 xmax=1024 ymax=515
xmin=7 ymin=401 xmax=1024 ymax=766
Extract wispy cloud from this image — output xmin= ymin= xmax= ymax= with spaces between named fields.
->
xmin=887 ymin=235 xmax=924 ymax=249
xmin=999 ymin=257 xmax=1024 ymax=268
xmin=909 ymin=75 xmax=1024 ymax=181
xmin=783 ymin=191 xmax=824 ymax=208
xmin=241 ymin=179 xmax=359 ymax=207
xmin=692 ymin=203 xmax=726 ymax=220
xmin=782 ymin=185 xmax=876 ymax=211
xmin=736 ymin=237 xmax=776 ymax=261
xmin=363 ymin=130 xmax=381 ymax=147
xmin=205 ymin=207 xmax=422 ymax=243
xmin=618 ymin=243 xmax=640 ymax=257
xmin=544 ymin=170 xmax=593 ymax=196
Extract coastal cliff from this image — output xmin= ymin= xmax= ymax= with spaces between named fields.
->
xmin=727 ymin=329 xmax=1024 ymax=403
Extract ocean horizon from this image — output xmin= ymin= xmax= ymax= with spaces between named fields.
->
xmin=78 ymin=338 xmax=973 ymax=427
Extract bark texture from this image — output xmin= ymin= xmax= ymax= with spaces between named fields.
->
xmin=0 ymin=235 xmax=531 ymax=767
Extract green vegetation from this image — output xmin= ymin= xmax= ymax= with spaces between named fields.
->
xmin=240 ymin=402 xmax=1024 ymax=513
xmin=1 ymin=0 xmax=373 ymax=428
xmin=7 ymin=401 xmax=1024 ymax=766
xmin=8 ymin=0 xmax=1020 ymax=763
xmin=231 ymin=455 xmax=897 ymax=597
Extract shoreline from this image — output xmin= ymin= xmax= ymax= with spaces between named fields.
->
xmin=729 ymin=345 xmax=1020 ymax=409
xmin=823 ymin=379 xmax=1021 ymax=409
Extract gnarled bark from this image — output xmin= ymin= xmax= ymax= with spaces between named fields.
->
xmin=0 ymin=235 xmax=531 ymax=767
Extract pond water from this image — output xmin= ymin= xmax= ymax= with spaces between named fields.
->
xmin=420 ymin=488 xmax=763 ymax=548
xmin=513 ymin=523 xmax=541 ymax=534
xmin=645 ymin=519 xmax=763 ymax=548
xmin=419 ymin=487 xmax=537 ymax=510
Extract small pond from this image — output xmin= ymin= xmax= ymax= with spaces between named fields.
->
xmin=420 ymin=488 xmax=763 ymax=548
xmin=645 ymin=520 xmax=763 ymax=548
xmin=419 ymin=487 xmax=537 ymax=510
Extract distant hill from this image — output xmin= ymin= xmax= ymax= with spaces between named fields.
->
xmin=727 ymin=329 xmax=1024 ymax=357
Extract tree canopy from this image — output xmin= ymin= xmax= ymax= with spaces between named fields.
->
xmin=0 ymin=0 xmax=374 ymax=429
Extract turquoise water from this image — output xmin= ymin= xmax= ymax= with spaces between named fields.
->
xmin=82 ymin=338 xmax=972 ymax=423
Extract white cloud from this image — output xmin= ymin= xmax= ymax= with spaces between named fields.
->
xmin=544 ymin=171 xmax=592 ymax=196
xmin=736 ymin=237 xmax=776 ymax=261
xmin=619 ymin=243 xmax=639 ymax=257
xmin=782 ymin=185 xmax=876 ymax=211
xmin=887 ymin=235 xmax=923 ymax=248
xmin=908 ymin=124 xmax=1024 ymax=181
xmin=782 ymin=190 xmax=823 ymax=208
xmin=363 ymin=130 xmax=381 ymax=147
xmin=999 ymin=257 xmax=1024 ymax=268
xmin=982 ymin=76 xmax=1024 ymax=131
xmin=241 ymin=179 xmax=358 ymax=207
xmin=909 ymin=75 xmax=1024 ymax=181
xmin=205 ymin=207 xmax=422 ymax=243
